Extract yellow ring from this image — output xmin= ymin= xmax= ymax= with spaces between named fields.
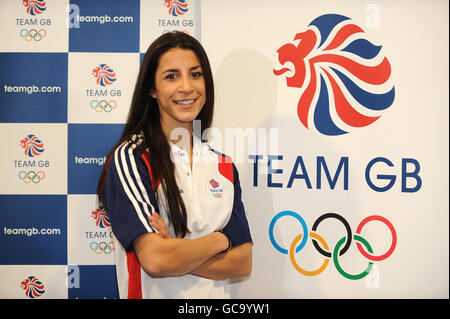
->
xmin=24 ymin=33 xmax=33 ymax=42
xmin=289 ymin=232 xmax=330 ymax=276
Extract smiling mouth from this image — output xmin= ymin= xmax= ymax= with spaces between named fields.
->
xmin=174 ymin=98 xmax=197 ymax=108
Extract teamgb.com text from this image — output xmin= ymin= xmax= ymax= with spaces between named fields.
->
xmin=75 ymin=14 xmax=133 ymax=24
xmin=4 ymin=84 xmax=62 ymax=95
xmin=3 ymin=227 xmax=61 ymax=237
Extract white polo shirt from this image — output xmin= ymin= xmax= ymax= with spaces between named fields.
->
xmin=102 ymin=132 xmax=252 ymax=299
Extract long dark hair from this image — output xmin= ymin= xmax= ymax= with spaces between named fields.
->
xmin=97 ymin=31 xmax=214 ymax=238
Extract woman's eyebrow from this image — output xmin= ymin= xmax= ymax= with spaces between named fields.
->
xmin=161 ymin=65 xmax=201 ymax=74
xmin=162 ymin=68 xmax=178 ymax=74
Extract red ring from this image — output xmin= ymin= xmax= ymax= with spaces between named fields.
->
xmin=356 ymin=215 xmax=397 ymax=261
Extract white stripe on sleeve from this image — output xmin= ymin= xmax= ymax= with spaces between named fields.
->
xmin=114 ymin=142 xmax=154 ymax=233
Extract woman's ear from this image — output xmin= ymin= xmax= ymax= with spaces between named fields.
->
xmin=150 ymin=88 xmax=157 ymax=99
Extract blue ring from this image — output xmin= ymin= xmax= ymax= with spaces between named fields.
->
xmin=269 ymin=210 xmax=308 ymax=254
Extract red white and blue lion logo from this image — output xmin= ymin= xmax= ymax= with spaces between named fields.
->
xmin=21 ymin=276 xmax=45 ymax=298
xmin=92 ymin=64 xmax=116 ymax=87
xmin=164 ymin=0 xmax=188 ymax=17
xmin=22 ymin=0 xmax=46 ymax=15
xmin=20 ymin=134 xmax=44 ymax=157
xmin=274 ymin=14 xmax=395 ymax=136
xmin=91 ymin=208 xmax=111 ymax=228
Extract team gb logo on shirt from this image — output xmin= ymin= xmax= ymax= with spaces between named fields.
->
xmin=274 ymin=14 xmax=395 ymax=136
xmin=209 ymin=179 xmax=223 ymax=199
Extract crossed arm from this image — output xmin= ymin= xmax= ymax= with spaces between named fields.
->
xmin=133 ymin=213 xmax=252 ymax=280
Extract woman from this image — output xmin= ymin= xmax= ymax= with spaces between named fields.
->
xmin=97 ymin=31 xmax=253 ymax=299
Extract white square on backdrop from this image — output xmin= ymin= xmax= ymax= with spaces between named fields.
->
xmin=0 ymin=0 xmax=69 ymax=53
xmin=67 ymin=194 xmax=115 ymax=266
xmin=0 ymin=123 xmax=67 ymax=195
xmin=68 ymin=52 xmax=139 ymax=124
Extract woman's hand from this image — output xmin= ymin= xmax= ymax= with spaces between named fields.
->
xmin=148 ymin=213 xmax=172 ymax=239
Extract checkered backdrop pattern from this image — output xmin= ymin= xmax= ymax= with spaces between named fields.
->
xmin=1 ymin=0 xmax=449 ymax=300
xmin=0 ymin=0 xmax=201 ymax=299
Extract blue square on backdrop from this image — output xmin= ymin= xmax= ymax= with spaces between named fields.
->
xmin=0 ymin=53 xmax=68 ymax=123
xmin=0 ymin=195 xmax=67 ymax=265
xmin=68 ymin=265 xmax=118 ymax=299
xmin=69 ymin=0 xmax=140 ymax=52
xmin=68 ymin=124 xmax=124 ymax=194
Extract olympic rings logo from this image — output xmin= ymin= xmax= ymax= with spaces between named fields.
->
xmin=18 ymin=170 xmax=45 ymax=184
xmin=90 ymin=100 xmax=117 ymax=113
xmin=162 ymin=30 xmax=189 ymax=35
xmin=90 ymin=241 xmax=115 ymax=254
xmin=19 ymin=28 xmax=47 ymax=41
xmin=269 ymin=211 xmax=397 ymax=280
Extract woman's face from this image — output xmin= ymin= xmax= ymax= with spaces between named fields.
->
xmin=151 ymin=48 xmax=206 ymax=135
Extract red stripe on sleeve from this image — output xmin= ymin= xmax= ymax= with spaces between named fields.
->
xmin=142 ymin=151 xmax=161 ymax=190
xmin=218 ymin=154 xmax=233 ymax=184
xmin=126 ymin=251 xmax=142 ymax=299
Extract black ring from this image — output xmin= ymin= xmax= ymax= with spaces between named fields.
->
xmin=311 ymin=213 xmax=352 ymax=257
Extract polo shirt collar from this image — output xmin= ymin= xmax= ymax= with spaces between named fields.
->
xmin=169 ymin=134 xmax=205 ymax=164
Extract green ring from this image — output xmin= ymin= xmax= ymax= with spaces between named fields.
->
xmin=333 ymin=234 xmax=374 ymax=280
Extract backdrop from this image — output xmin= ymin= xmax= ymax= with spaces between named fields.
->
xmin=0 ymin=0 xmax=448 ymax=299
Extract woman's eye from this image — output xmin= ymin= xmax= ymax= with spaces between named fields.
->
xmin=165 ymin=73 xmax=176 ymax=80
xmin=192 ymin=71 xmax=202 ymax=78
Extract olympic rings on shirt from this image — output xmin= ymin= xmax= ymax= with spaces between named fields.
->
xmin=269 ymin=211 xmax=397 ymax=280
xmin=20 ymin=28 xmax=47 ymax=41
xmin=90 ymin=241 xmax=115 ymax=254
xmin=18 ymin=170 xmax=46 ymax=184
xmin=90 ymin=99 xmax=117 ymax=113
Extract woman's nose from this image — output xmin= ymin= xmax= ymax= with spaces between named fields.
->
xmin=178 ymin=75 xmax=193 ymax=93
